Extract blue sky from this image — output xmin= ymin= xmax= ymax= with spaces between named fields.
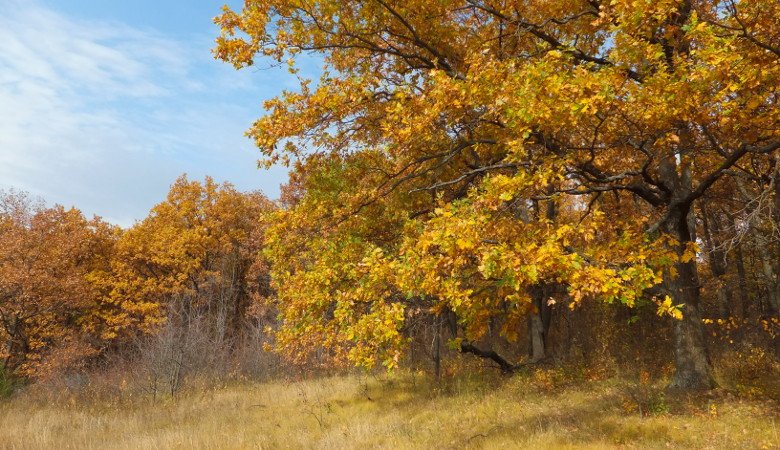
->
xmin=0 ymin=0 xmax=313 ymax=226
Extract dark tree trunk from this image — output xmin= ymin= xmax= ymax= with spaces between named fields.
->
xmin=433 ymin=315 xmax=441 ymax=379
xmin=771 ymin=162 xmax=780 ymax=356
xmin=666 ymin=208 xmax=716 ymax=390
xmin=445 ymin=307 xmax=517 ymax=373
xmin=654 ymin=149 xmax=715 ymax=390
xmin=529 ymin=310 xmax=546 ymax=362
xmin=460 ymin=341 xmax=516 ymax=374
xmin=527 ymin=192 xmax=557 ymax=362
xmin=529 ymin=284 xmax=553 ymax=362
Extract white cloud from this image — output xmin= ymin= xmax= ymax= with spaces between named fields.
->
xmin=0 ymin=2 xmax=184 ymax=98
xmin=0 ymin=0 xmax=297 ymax=227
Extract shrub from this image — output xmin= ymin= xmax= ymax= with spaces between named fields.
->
xmin=0 ymin=365 xmax=20 ymax=398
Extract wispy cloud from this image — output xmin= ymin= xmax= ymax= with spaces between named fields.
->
xmin=0 ymin=0 xmax=299 ymax=227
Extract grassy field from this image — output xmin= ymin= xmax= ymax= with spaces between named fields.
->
xmin=1 ymin=370 xmax=778 ymax=449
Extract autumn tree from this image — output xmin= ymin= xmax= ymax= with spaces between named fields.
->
xmin=104 ymin=175 xmax=275 ymax=344
xmin=263 ymin=152 xmax=421 ymax=368
xmin=0 ymin=190 xmax=117 ymax=378
xmin=216 ymin=0 xmax=779 ymax=389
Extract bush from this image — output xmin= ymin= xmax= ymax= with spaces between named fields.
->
xmin=0 ymin=365 xmax=20 ymax=398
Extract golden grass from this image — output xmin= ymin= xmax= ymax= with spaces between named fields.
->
xmin=1 ymin=371 xmax=778 ymax=449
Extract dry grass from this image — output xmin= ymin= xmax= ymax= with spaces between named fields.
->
xmin=1 ymin=370 xmax=778 ymax=449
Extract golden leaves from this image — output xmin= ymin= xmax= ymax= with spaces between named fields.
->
xmin=655 ymin=296 xmax=684 ymax=320
xmin=680 ymin=242 xmax=699 ymax=264
xmin=105 ymin=176 xmax=273 ymax=337
xmin=215 ymin=0 xmax=780 ymax=372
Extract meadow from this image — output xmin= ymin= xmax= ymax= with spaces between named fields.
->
xmin=2 ymin=369 xmax=778 ymax=449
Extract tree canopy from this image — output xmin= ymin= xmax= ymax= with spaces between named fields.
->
xmin=215 ymin=0 xmax=779 ymax=389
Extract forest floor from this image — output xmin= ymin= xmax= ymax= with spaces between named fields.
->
xmin=1 ymin=369 xmax=779 ymax=449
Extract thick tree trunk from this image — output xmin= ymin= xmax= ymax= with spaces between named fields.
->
xmin=529 ymin=313 xmax=546 ymax=362
xmin=528 ymin=284 xmax=552 ymax=362
xmin=527 ymin=193 xmax=557 ymax=363
xmin=666 ymin=209 xmax=716 ymax=390
xmin=668 ymin=280 xmax=715 ymax=390
xmin=771 ymin=163 xmax=780 ymax=355
xmin=655 ymin=149 xmax=715 ymax=390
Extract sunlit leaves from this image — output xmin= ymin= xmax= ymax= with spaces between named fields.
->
xmin=216 ymin=0 xmax=780 ymax=372
xmin=103 ymin=176 xmax=273 ymax=338
xmin=656 ymin=295 xmax=684 ymax=320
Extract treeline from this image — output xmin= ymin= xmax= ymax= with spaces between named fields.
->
xmin=0 ymin=177 xmax=276 ymax=391
xmin=3 ymin=169 xmax=777 ymax=393
xmin=1 ymin=171 xmax=778 ymax=392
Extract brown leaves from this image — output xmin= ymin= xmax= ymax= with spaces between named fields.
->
xmin=0 ymin=178 xmax=276 ymax=379
xmin=0 ymin=191 xmax=118 ymax=377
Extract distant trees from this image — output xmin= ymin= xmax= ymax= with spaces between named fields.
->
xmin=0 ymin=177 xmax=277 ymax=381
xmin=104 ymin=175 xmax=274 ymax=339
xmin=0 ymin=190 xmax=117 ymax=377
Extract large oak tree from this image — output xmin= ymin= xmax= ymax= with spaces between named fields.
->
xmin=216 ymin=0 xmax=779 ymax=389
